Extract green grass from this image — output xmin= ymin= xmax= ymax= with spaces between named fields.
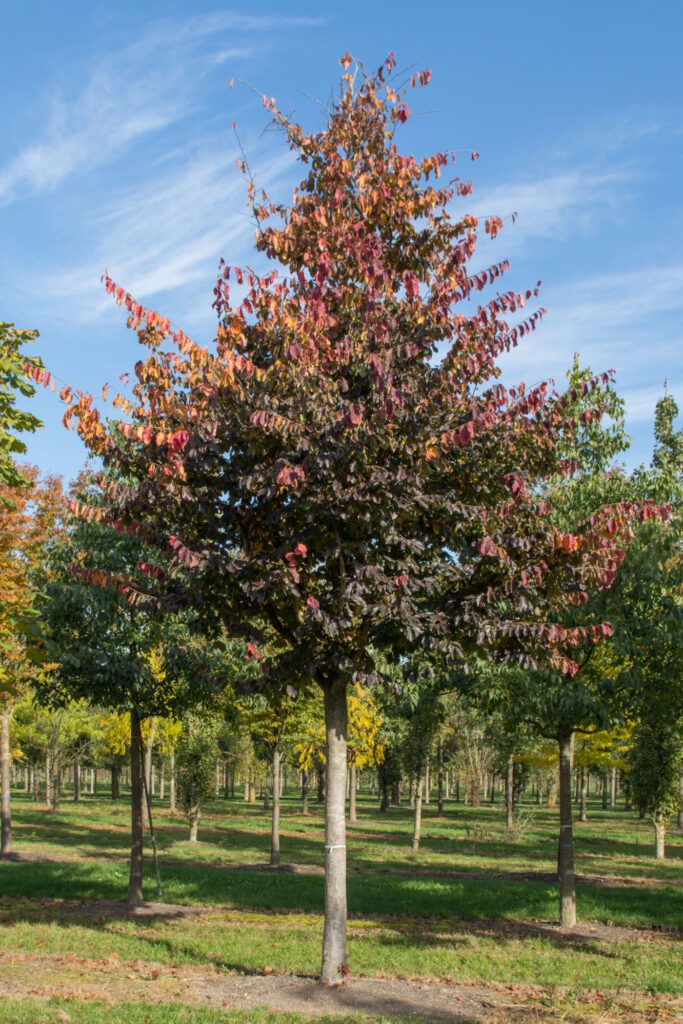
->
xmin=0 ymin=1000 xmax=417 ymax=1024
xmin=0 ymin=903 xmax=680 ymax=993
xmin=1 ymin=787 xmax=681 ymax=1018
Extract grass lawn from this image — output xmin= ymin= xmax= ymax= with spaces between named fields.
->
xmin=0 ymin=788 xmax=681 ymax=1022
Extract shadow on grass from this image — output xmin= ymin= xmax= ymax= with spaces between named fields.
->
xmin=1 ymin=858 xmax=681 ymax=930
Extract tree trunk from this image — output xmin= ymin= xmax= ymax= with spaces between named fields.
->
xmin=142 ymin=722 xmax=155 ymax=830
xmin=390 ymin=781 xmax=400 ymax=806
xmin=128 ymin=710 xmax=145 ymax=908
xmin=379 ymin=782 xmax=389 ymax=812
xmin=505 ymin=756 xmax=514 ymax=831
xmin=678 ymin=765 xmax=683 ymax=831
xmin=301 ymin=769 xmax=310 ymax=815
xmin=579 ymin=767 xmax=588 ymax=822
xmin=270 ymin=748 xmax=281 ymax=866
xmin=321 ymin=680 xmax=347 ymax=987
xmin=411 ymin=776 xmax=423 ymax=853
xmin=111 ymin=764 xmax=121 ymax=801
xmin=601 ymin=768 xmax=609 ymax=810
xmin=1 ymin=698 xmax=12 ymax=857
xmin=317 ymin=765 xmax=325 ymax=804
xmin=169 ymin=751 xmax=176 ymax=813
xmin=188 ymin=803 xmax=199 ymax=842
xmin=558 ymin=729 xmax=576 ymax=928
xmin=424 ymin=761 xmax=430 ymax=805
xmin=654 ymin=816 xmax=666 ymax=859
xmin=437 ymin=741 xmax=444 ymax=816
xmin=348 ymin=762 xmax=357 ymax=823
xmin=610 ymin=767 xmax=617 ymax=808
xmin=73 ymin=760 xmax=81 ymax=802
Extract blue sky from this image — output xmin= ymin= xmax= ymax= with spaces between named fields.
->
xmin=2 ymin=0 xmax=682 ymax=483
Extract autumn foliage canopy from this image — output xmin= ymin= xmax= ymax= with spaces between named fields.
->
xmin=31 ymin=53 xmax=665 ymax=691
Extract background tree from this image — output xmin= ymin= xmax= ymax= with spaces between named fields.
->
xmin=175 ymin=712 xmax=220 ymax=842
xmin=0 ymin=322 xmax=43 ymax=492
xmin=0 ymin=468 xmax=63 ymax=855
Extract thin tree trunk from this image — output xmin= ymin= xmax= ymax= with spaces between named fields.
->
xmin=601 ymin=768 xmax=609 ymax=810
xmin=169 ymin=750 xmax=176 ymax=813
xmin=111 ymin=765 xmax=120 ymax=801
xmin=558 ymin=729 xmax=576 ymax=928
xmin=188 ymin=803 xmax=199 ymax=842
xmin=579 ymin=767 xmax=588 ymax=822
xmin=348 ymin=762 xmax=357 ymax=823
xmin=142 ymin=722 xmax=155 ymax=830
xmin=270 ymin=748 xmax=281 ymax=866
xmin=73 ymin=760 xmax=81 ymax=802
xmin=390 ymin=781 xmax=400 ymax=806
xmin=321 ymin=680 xmax=347 ymax=987
xmin=678 ymin=765 xmax=683 ymax=831
xmin=128 ymin=709 xmax=144 ymax=908
xmin=1 ymin=698 xmax=12 ymax=857
xmin=301 ymin=769 xmax=310 ymax=815
xmin=610 ymin=767 xmax=617 ymax=808
xmin=424 ymin=761 xmax=430 ymax=805
xmin=654 ymin=816 xmax=666 ymax=859
xmin=505 ymin=756 xmax=514 ymax=831
xmin=437 ymin=740 xmax=444 ymax=815
xmin=411 ymin=776 xmax=423 ymax=853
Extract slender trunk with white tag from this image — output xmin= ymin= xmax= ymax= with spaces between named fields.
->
xmin=321 ymin=680 xmax=347 ymax=985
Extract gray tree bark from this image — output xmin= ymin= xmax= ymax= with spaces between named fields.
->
xmin=558 ymin=729 xmax=576 ymax=928
xmin=437 ymin=740 xmax=444 ymax=815
xmin=579 ymin=767 xmax=588 ymax=822
xmin=73 ymin=760 xmax=81 ymax=802
xmin=348 ymin=763 xmax=357 ymax=823
xmin=301 ymin=769 xmax=310 ymax=815
xmin=270 ymin=748 xmax=281 ymax=866
xmin=1 ymin=698 xmax=12 ymax=857
xmin=321 ymin=680 xmax=348 ymax=986
xmin=169 ymin=750 xmax=176 ymax=813
xmin=505 ymin=756 xmax=514 ymax=831
xmin=411 ymin=777 xmax=423 ymax=853
xmin=128 ymin=709 xmax=145 ymax=908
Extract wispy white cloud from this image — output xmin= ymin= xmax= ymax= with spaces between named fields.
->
xmin=39 ymin=139 xmax=294 ymax=329
xmin=469 ymin=167 xmax=631 ymax=252
xmin=0 ymin=9 xmax=322 ymax=207
xmin=498 ymin=264 xmax=683 ymax=429
xmin=0 ymin=64 xmax=182 ymax=206
xmin=178 ymin=11 xmax=325 ymax=38
xmin=208 ymin=47 xmax=255 ymax=64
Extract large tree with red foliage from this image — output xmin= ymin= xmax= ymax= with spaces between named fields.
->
xmin=41 ymin=55 xmax=660 ymax=980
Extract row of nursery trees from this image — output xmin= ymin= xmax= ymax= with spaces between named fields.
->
xmin=6 ymin=681 xmax=670 ymax=847
xmin=1 ymin=54 xmax=682 ymax=986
